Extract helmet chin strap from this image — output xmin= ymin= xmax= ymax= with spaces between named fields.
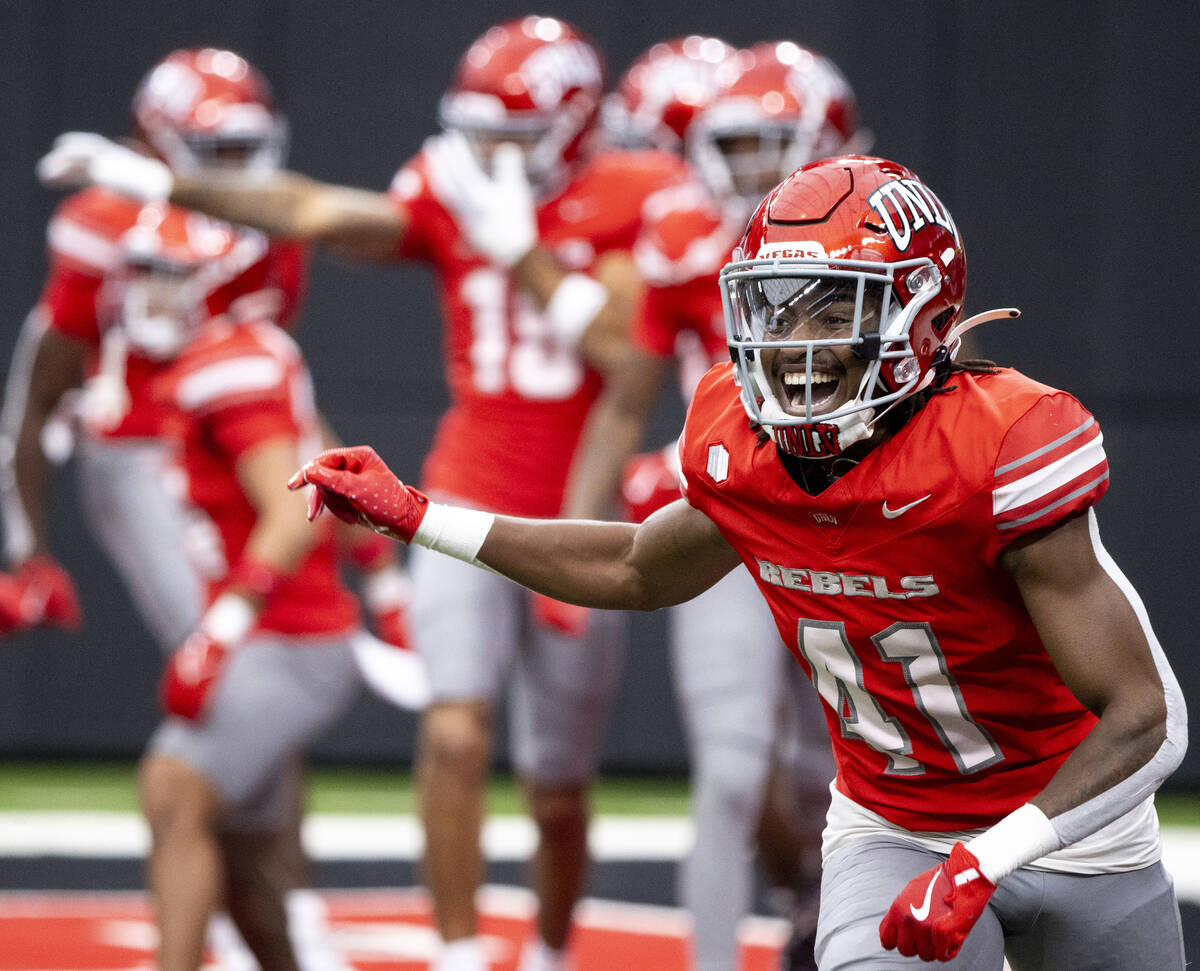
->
xmin=760 ymin=397 xmax=876 ymax=458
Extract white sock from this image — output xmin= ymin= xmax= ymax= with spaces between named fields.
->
xmin=518 ymin=937 xmax=567 ymax=971
xmin=435 ymin=936 xmax=488 ymax=971
xmin=205 ymin=910 xmax=257 ymax=971
xmin=286 ymin=889 xmax=352 ymax=971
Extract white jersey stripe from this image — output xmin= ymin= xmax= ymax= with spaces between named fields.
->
xmin=46 ymin=216 xmax=121 ymax=273
xmin=996 ymin=471 xmax=1110 ymax=531
xmin=994 ymin=417 xmax=1095 ymax=477
xmin=992 ymin=433 xmax=1106 ymax=516
xmin=176 ymin=356 xmax=285 ymax=411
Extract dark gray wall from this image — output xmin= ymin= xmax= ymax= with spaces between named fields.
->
xmin=1 ymin=1 xmax=1197 ymax=783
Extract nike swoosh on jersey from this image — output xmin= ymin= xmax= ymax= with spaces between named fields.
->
xmin=882 ymin=495 xmax=932 ymax=519
xmin=909 ymin=870 xmax=941 ymax=921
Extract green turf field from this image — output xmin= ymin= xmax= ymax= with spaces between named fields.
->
xmin=0 ymin=760 xmax=691 ymax=815
xmin=1 ymin=760 xmax=1196 ymax=825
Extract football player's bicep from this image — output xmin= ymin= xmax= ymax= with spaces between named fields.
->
xmin=629 ymin=498 xmax=742 ymax=608
xmin=1000 ymin=512 xmax=1164 ymax=716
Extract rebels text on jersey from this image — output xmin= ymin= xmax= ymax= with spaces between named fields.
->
xmin=388 ymin=148 xmax=694 ymax=518
xmin=41 ymin=187 xmax=308 ymax=439
xmin=154 ymin=321 xmax=357 ymax=636
xmin=679 ymin=364 xmax=1110 ymax=830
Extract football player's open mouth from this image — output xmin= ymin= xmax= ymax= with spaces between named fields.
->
xmin=776 ymin=356 xmax=844 ymax=416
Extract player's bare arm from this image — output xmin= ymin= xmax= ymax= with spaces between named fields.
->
xmin=290 ymin=446 xmax=742 ymax=611
xmin=37 ymin=133 xmax=408 ymax=263
xmin=233 ymin=436 xmax=322 ymax=601
xmin=1000 ymin=510 xmax=1181 ymax=820
xmin=5 ymin=323 xmax=86 ymax=557
xmin=481 ymin=498 xmax=740 ymax=611
xmin=172 ymin=170 xmax=407 ymax=262
xmin=561 ymin=348 xmax=669 ymax=520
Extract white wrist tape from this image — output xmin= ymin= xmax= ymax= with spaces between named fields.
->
xmin=92 ymin=149 xmax=173 ymax=203
xmin=964 ymin=802 xmax=1062 ymax=883
xmin=412 ymin=502 xmax=495 ymax=568
xmin=199 ymin=592 xmax=257 ymax=646
xmin=545 ymin=272 xmax=609 ymax=346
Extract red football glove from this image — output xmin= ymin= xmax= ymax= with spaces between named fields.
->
xmin=161 ymin=630 xmax=231 ymax=722
xmin=620 ymin=446 xmax=681 ymax=524
xmin=531 ymin=592 xmax=591 ymax=638
xmin=879 ymin=842 xmax=996 ymax=962
xmin=17 ymin=556 xmax=83 ymax=630
xmin=289 ymin=446 xmax=429 ymax=542
xmin=0 ymin=573 xmax=36 ymax=634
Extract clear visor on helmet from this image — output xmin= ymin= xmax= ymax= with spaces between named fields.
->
xmin=720 ymin=256 xmax=941 ymax=427
xmin=713 ymin=124 xmax=802 ymax=207
xmin=160 ymin=109 xmax=288 ymax=176
xmin=688 ymin=105 xmax=817 ymax=218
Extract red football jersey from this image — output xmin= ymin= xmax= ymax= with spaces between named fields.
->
xmin=621 ymin=185 xmax=738 ymax=517
xmin=631 ymin=185 xmax=737 ymax=369
xmin=680 ymin=364 xmax=1109 ymax=831
xmin=155 ymin=321 xmax=357 ymax=637
xmin=387 ymin=148 xmax=693 ymax=518
xmin=41 ymin=187 xmax=309 ymax=440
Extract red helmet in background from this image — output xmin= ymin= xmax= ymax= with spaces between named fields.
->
xmin=438 ymin=16 xmax=605 ymax=195
xmin=689 ymin=41 xmax=863 ymax=218
xmin=133 ymin=48 xmax=287 ymax=175
xmin=106 ymin=205 xmax=267 ymax=358
xmin=603 ymin=35 xmax=739 ymax=152
xmin=720 ymin=156 xmax=966 ymax=457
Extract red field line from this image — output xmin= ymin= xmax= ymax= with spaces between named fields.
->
xmin=0 ymin=887 xmax=788 ymax=970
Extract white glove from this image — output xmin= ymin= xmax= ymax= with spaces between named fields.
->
xmin=37 ymin=132 xmax=173 ymax=203
xmin=424 ymin=131 xmax=537 ymax=268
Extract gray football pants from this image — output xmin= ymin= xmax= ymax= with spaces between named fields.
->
xmin=817 ymin=835 xmax=1185 ymax=970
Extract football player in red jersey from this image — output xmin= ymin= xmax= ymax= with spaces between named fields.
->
xmin=571 ymin=40 xmax=863 ymax=970
xmin=294 ymin=155 xmax=1187 ymax=970
xmin=96 ymin=213 xmax=366 ymax=971
xmin=7 ymin=47 xmax=402 ymax=969
xmin=38 ymin=18 xmax=703 ymax=970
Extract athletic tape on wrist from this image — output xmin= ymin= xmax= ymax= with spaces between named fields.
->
xmin=412 ymin=502 xmax=495 ymax=567
xmin=545 ymin=272 xmax=608 ymax=346
xmin=964 ymin=802 xmax=1062 ymax=882
xmin=199 ymin=592 xmax=257 ymax=646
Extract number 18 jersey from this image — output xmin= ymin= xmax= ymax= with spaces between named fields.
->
xmin=389 ymin=148 xmax=692 ymax=518
xmin=679 ymin=364 xmax=1110 ymax=831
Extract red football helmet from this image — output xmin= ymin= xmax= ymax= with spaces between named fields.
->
xmin=438 ymin=16 xmax=605 ymax=195
xmin=720 ymin=156 xmax=967 ymax=458
xmin=603 ymin=35 xmax=739 ymax=152
xmin=132 ymin=48 xmax=287 ymax=175
xmin=106 ymin=206 xmax=264 ymax=358
xmin=689 ymin=41 xmax=862 ymax=218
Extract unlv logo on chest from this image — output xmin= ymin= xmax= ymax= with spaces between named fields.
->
xmin=866 ymin=178 xmax=958 ymax=253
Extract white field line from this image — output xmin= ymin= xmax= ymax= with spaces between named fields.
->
xmin=0 ymin=811 xmax=1197 ymax=903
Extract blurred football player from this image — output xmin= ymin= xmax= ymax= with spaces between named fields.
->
xmin=294 ymin=154 xmax=1187 ymax=970
xmin=37 ymin=17 xmax=707 ymax=970
xmin=98 ymin=210 xmax=366 ymax=971
xmin=8 ymin=47 xmax=414 ymax=969
xmin=573 ymin=38 xmax=863 ymax=970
